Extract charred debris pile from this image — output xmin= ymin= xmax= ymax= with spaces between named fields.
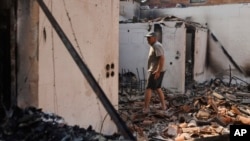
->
xmin=118 ymin=77 xmax=250 ymax=141
xmin=1 ymin=76 xmax=250 ymax=141
xmin=0 ymin=106 xmax=121 ymax=141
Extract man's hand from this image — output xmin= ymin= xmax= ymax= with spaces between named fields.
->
xmin=153 ymin=71 xmax=160 ymax=79
xmin=153 ymin=55 xmax=164 ymax=80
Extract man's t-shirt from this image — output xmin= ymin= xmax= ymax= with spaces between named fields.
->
xmin=148 ymin=41 xmax=166 ymax=72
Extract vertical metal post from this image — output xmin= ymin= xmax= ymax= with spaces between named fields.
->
xmin=36 ymin=0 xmax=135 ymax=140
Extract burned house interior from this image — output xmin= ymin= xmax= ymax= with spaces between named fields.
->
xmin=0 ymin=1 xmax=14 ymax=118
xmin=1 ymin=0 xmax=250 ymax=141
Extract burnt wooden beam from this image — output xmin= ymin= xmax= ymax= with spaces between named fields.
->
xmin=188 ymin=134 xmax=229 ymax=141
xmin=0 ymin=0 xmax=17 ymax=112
xmin=0 ymin=1 xmax=11 ymax=10
xmin=210 ymin=32 xmax=244 ymax=74
xmin=10 ymin=0 xmax=17 ymax=108
xmin=235 ymin=92 xmax=250 ymax=97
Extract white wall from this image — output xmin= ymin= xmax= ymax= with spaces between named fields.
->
xmin=38 ymin=0 xmax=119 ymax=134
xmin=120 ymin=0 xmax=140 ymax=20
xmin=142 ymin=3 xmax=250 ymax=82
xmin=119 ymin=23 xmax=149 ymax=77
xmin=119 ymin=22 xmax=187 ymax=93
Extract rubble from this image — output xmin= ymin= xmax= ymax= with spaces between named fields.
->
xmin=1 ymin=75 xmax=250 ymax=141
xmin=0 ymin=106 xmax=121 ymax=141
xmin=118 ymin=76 xmax=250 ymax=140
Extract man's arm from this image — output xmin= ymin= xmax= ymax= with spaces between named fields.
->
xmin=154 ymin=55 xmax=165 ymax=79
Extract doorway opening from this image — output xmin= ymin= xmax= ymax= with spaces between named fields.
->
xmin=154 ymin=24 xmax=162 ymax=43
xmin=185 ymin=27 xmax=195 ymax=89
xmin=0 ymin=10 xmax=11 ymax=117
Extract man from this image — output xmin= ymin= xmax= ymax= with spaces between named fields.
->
xmin=143 ymin=31 xmax=166 ymax=113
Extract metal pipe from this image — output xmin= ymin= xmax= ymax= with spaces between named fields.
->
xmin=36 ymin=0 xmax=135 ymax=140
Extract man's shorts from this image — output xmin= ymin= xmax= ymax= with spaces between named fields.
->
xmin=146 ymin=71 xmax=165 ymax=90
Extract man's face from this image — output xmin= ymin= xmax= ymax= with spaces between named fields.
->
xmin=147 ymin=36 xmax=156 ymax=45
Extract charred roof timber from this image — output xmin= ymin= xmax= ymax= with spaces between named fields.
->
xmin=209 ymin=31 xmax=244 ymax=74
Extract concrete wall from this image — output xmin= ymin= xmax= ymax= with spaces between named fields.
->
xmin=120 ymin=21 xmax=211 ymax=92
xmin=144 ymin=0 xmax=250 ymax=7
xmin=119 ymin=23 xmax=149 ymax=80
xmin=120 ymin=0 xmax=140 ymax=20
xmin=141 ymin=3 xmax=250 ymax=82
xmin=18 ymin=0 xmax=119 ymax=135
xmin=17 ymin=0 xmax=39 ymax=107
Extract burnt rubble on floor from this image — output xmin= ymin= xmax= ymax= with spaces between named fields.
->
xmin=118 ymin=77 xmax=250 ymax=141
xmin=1 ymin=77 xmax=250 ymax=141
xmin=0 ymin=106 xmax=121 ymax=141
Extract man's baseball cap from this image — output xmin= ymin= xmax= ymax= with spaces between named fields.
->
xmin=145 ymin=32 xmax=157 ymax=37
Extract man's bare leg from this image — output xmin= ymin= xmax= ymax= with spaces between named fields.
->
xmin=143 ymin=88 xmax=152 ymax=113
xmin=156 ymin=88 xmax=166 ymax=110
